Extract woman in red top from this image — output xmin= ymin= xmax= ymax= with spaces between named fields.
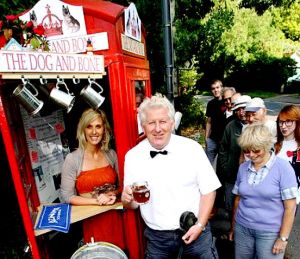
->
xmin=61 ymin=108 xmax=125 ymax=249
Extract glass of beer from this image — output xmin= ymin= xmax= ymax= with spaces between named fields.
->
xmin=132 ymin=181 xmax=150 ymax=204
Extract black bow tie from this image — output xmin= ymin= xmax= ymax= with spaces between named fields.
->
xmin=150 ymin=150 xmax=168 ymax=158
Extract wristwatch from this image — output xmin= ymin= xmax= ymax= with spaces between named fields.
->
xmin=195 ymin=222 xmax=206 ymax=231
xmin=279 ymin=236 xmax=288 ymax=242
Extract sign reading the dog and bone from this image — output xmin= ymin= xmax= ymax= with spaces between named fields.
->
xmin=0 ymin=51 xmax=105 ymax=74
xmin=18 ymin=0 xmax=109 ymax=54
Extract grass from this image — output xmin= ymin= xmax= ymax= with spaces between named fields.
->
xmin=243 ymin=90 xmax=279 ymax=99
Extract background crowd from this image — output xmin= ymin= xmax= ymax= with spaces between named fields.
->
xmin=204 ymin=79 xmax=300 ymax=259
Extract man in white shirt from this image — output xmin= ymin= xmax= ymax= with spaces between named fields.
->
xmin=121 ymin=94 xmax=221 ymax=258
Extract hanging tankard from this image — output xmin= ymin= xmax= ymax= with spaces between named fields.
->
xmin=50 ymin=79 xmax=75 ymax=113
xmin=80 ymin=79 xmax=105 ymax=109
xmin=13 ymin=82 xmax=44 ymax=116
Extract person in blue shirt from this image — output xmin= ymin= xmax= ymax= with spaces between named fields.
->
xmin=230 ymin=123 xmax=298 ymax=259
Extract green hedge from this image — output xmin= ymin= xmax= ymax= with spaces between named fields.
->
xmin=175 ymin=93 xmax=206 ymax=128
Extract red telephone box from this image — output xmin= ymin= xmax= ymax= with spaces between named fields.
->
xmin=0 ymin=0 xmax=150 ymax=258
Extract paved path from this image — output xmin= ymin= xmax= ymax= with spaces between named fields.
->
xmin=195 ymin=94 xmax=300 ymax=115
xmin=264 ymin=94 xmax=300 ymax=116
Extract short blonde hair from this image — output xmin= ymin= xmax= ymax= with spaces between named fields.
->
xmin=139 ymin=93 xmax=175 ymax=125
xmin=76 ymin=108 xmax=111 ymax=151
xmin=238 ymin=123 xmax=274 ymax=152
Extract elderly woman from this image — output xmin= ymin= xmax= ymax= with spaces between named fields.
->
xmin=61 ymin=108 xmax=124 ymax=248
xmin=230 ymin=123 xmax=298 ymax=259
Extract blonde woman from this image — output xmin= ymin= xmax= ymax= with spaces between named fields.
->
xmin=61 ymin=108 xmax=124 ymax=248
xmin=230 ymin=124 xmax=297 ymax=258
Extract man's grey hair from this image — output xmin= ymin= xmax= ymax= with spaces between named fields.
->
xmin=222 ymin=86 xmax=236 ymax=96
xmin=139 ymin=93 xmax=175 ymax=125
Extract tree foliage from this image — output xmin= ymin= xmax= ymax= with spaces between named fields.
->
xmin=271 ymin=0 xmax=300 ymax=41
xmin=174 ymin=0 xmax=214 ymax=67
xmin=174 ymin=0 xmax=297 ymax=92
xmin=0 ymin=0 xmax=36 ymax=16
xmin=239 ymin=0 xmax=294 ymax=14
xmin=219 ymin=9 xmax=286 ymax=63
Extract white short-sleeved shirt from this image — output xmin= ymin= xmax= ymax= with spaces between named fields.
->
xmin=277 ymin=139 xmax=298 ymax=163
xmin=124 ymin=134 xmax=221 ymax=230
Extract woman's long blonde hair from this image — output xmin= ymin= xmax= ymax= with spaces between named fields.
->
xmin=76 ymin=109 xmax=111 ymax=151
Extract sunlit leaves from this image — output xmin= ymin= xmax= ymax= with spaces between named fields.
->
xmin=220 ymin=8 xmax=286 ymax=64
xmin=271 ymin=0 xmax=300 ymax=41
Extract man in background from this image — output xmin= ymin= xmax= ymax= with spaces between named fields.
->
xmin=205 ymin=79 xmax=226 ymax=165
xmin=223 ymin=87 xmax=236 ymax=121
xmin=218 ymin=95 xmax=251 ymax=213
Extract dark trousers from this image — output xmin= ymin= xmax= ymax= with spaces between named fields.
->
xmin=144 ymin=223 xmax=219 ymax=259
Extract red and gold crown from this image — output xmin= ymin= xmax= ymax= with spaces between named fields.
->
xmin=41 ymin=4 xmax=63 ymax=37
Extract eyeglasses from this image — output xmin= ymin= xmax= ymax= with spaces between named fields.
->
xmin=278 ymin=120 xmax=294 ymax=127
xmin=243 ymin=149 xmax=262 ymax=155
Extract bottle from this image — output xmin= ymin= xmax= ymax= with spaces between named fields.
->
xmin=86 ymin=38 xmax=93 ymax=55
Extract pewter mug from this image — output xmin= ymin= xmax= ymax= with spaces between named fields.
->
xmin=50 ymin=81 xmax=75 ymax=113
xmin=80 ymin=81 xmax=105 ymax=109
xmin=13 ymin=83 xmax=44 ymax=115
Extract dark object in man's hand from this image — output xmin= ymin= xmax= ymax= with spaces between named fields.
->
xmin=92 ymin=184 xmax=117 ymax=197
xmin=179 ymin=211 xmax=198 ymax=235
